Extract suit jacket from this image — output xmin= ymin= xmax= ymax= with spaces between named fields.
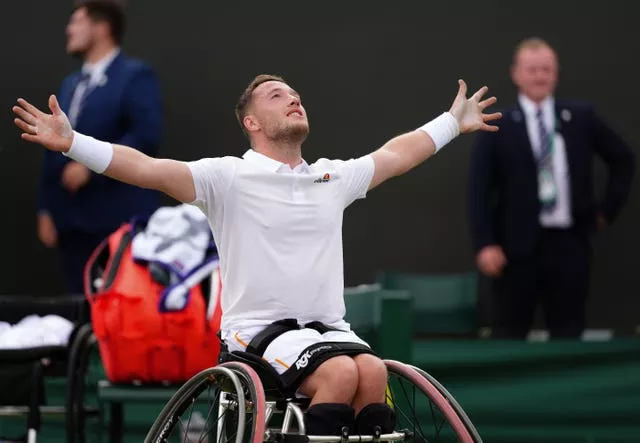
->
xmin=469 ymin=99 xmax=635 ymax=259
xmin=37 ymin=52 xmax=163 ymax=233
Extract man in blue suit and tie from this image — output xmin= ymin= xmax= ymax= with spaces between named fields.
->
xmin=37 ymin=0 xmax=163 ymax=294
xmin=469 ymin=37 xmax=635 ymax=339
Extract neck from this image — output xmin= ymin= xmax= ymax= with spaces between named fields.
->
xmin=523 ymin=93 xmax=550 ymax=105
xmin=254 ymin=140 xmax=303 ymax=169
xmin=84 ymin=42 xmax=117 ymax=64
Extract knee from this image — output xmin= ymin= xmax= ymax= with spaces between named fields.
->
xmin=354 ymin=354 xmax=387 ymax=390
xmin=312 ymin=356 xmax=359 ymax=396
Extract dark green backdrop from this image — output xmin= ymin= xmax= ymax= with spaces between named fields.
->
xmin=0 ymin=1 xmax=637 ymax=333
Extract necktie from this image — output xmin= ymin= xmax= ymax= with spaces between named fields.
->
xmin=68 ymin=72 xmax=92 ymax=127
xmin=535 ymin=107 xmax=557 ymax=212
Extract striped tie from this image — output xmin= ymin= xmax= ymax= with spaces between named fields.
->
xmin=536 ymin=108 xmax=556 ymax=212
xmin=68 ymin=73 xmax=92 ymax=127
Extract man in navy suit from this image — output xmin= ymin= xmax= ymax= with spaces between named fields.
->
xmin=37 ymin=0 xmax=163 ymax=294
xmin=469 ymin=37 xmax=635 ymax=339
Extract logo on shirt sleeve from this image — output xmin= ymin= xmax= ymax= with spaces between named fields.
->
xmin=313 ymin=173 xmax=331 ymax=184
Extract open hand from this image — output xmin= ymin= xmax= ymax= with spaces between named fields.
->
xmin=449 ymin=80 xmax=501 ymax=134
xmin=13 ymin=95 xmax=74 ymax=152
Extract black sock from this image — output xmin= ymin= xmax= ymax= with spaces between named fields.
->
xmin=304 ymin=403 xmax=355 ymax=436
xmin=355 ymin=403 xmax=396 ymax=435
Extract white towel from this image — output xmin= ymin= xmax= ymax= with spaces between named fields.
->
xmin=131 ymin=204 xmax=212 ymax=279
xmin=0 ymin=315 xmax=74 ymax=349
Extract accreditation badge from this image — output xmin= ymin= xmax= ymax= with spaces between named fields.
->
xmin=538 ymin=168 xmax=557 ymax=206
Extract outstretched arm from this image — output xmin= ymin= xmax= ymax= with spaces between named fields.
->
xmin=368 ymin=80 xmax=501 ymax=190
xmin=13 ymin=95 xmax=196 ymax=203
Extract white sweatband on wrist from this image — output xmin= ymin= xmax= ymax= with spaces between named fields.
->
xmin=63 ymin=131 xmax=114 ymax=173
xmin=417 ymin=112 xmax=460 ymax=152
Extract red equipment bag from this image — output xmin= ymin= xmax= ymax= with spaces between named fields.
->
xmin=83 ymin=220 xmax=222 ymax=383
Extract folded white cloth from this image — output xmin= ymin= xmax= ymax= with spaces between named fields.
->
xmin=0 ymin=315 xmax=74 ymax=349
xmin=131 ymin=204 xmax=212 ymax=279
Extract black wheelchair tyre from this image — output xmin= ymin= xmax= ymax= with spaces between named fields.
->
xmin=144 ymin=366 xmax=251 ymax=443
xmin=408 ymin=364 xmax=482 ymax=442
xmin=65 ymin=323 xmax=94 ymax=443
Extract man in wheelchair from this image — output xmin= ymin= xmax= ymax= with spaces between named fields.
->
xmin=13 ymin=72 xmax=499 ymax=437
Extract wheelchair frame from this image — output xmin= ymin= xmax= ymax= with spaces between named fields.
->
xmin=144 ymin=354 xmax=483 ymax=443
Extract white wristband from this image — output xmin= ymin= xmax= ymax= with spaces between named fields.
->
xmin=417 ymin=112 xmax=460 ymax=152
xmin=63 ymin=131 xmax=114 ymax=173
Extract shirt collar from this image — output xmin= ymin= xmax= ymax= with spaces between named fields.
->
xmin=82 ymin=48 xmax=120 ymax=81
xmin=242 ymin=149 xmax=310 ymax=174
xmin=518 ymin=93 xmax=555 ymax=117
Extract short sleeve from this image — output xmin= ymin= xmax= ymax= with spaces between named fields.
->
xmin=186 ymin=157 xmax=236 ymax=212
xmin=337 ymin=155 xmax=375 ymax=208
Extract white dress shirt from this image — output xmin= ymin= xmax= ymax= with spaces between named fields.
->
xmin=518 ymin=94 xmax=573 ymax=228
xmin=68 ymin=48 xmax=120 ymax=126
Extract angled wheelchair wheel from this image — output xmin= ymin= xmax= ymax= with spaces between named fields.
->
xmin=65 ymin=324 xmax=100 ymax=443
xmin=408 ymin=364 xmax=482 ymax=442
xmin=384 ymin=360 xmax=480 ymax=443
xmin=144 ymin=364 xmax=266 ymax=443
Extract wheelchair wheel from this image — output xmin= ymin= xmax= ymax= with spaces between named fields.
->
xmin=144 ymin=365 xmax=266 ymax=443
xmin=384 ymin=360 xmax=479 ymax=443
xmin=66 ymin=324 xmax=100 ymax=443
xmin=408 ymin=364 xmax=482 ymax=442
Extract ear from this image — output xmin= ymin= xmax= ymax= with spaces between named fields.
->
xmin=243 ymin=115 xmax=260 ymax=133
xmin=95 ymin=21 xmax=111 ymax=40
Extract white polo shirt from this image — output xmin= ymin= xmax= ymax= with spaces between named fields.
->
xmin=187 ymin=149 xmax=375 ymax=337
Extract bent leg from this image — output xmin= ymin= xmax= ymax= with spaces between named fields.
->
xmin=298 ymin=355 xmax=359 ymax=404
xmin=261 ymin=329 xmax=360 ymax=435
xmin=351 ymin=354 xmax=387 ymax=412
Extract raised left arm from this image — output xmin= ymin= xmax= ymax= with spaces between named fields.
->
xmin=368 ymin=80 xmax=501 ymax=190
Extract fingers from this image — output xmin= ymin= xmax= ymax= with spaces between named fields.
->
xmin=49 ymin=95 xmax=62 ymax=116
xmin=481 ymin=123 xmax=500 ymax=132
xmin=16 ymin=98 xmax=46 ymax=118
xmin=14 ymin=117 xmax=38 ymax=135
xmin=479 ymin=96 xmax=497 ymax=110
xmin=471 ymin=86 xmax=489 ymax=102
xmin=21 ymin=133 xmax=40 ymax=144
xmin=457 ymin=79 xmax=468 ymax=98
xmin=483 ymin=111 xmax=502 ymax=122
xmin=12 ymin=105 xmax=38 ymax=125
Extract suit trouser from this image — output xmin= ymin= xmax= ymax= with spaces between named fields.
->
xmin=58 ymin=230 xmax=114 ymax=295
xmin=492 ymin=228 xmax=592 ymax=339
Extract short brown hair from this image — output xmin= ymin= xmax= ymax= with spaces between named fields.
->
xmin=513 ymin=37 xmax=556 ymax=64
xmin=235 ymin=74 xmax=286 ymax=137
xmin=74 ymin=1 xmax=126 ymax=45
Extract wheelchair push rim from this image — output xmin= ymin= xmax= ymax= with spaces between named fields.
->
xmin=144 ymin=365 xmax=265 ymax=443
xmin=384 ymin=360 xmax=476 ymax=443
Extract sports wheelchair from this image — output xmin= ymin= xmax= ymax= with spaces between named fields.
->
xmin=144 ymin=350 xmax=482 ymax=443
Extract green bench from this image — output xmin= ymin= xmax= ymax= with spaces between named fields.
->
xmin=97 ymin=380 xmax=179 ymax=443
xmin=376 ymin=270 xmax=479 ymax=337
xmin=344 ymin=284 xmax=413 ymax=362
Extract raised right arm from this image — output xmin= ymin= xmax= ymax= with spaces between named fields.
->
xmin=101 ymin=142 xmax=195 ymax=203
xmin=12 ymin=94 xmax=196 ymax=203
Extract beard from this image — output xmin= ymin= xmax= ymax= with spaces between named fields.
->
xmin=67 ymin=35 xmax=96 ymax=60
xmin=68 ymin=48 xmax=88 ymax=60
xmin=265 ymin=120 xmax=309 ymax=145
